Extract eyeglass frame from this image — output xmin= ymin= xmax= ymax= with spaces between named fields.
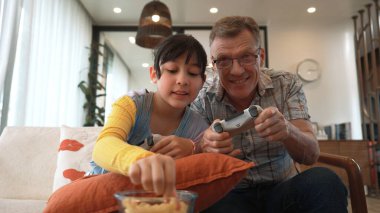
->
xmin=212 ymin=47 xmax=261 ymax=70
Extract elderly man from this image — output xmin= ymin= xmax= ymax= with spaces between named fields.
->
xmin=191 ymin=16 xmax=347 ymax=213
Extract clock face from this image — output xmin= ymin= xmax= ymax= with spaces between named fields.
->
xmin=297 ymin=59 xmax=321 ymax=82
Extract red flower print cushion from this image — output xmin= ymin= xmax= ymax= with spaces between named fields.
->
xmin=59 ymin=139 xmax=84 ymax=151
xmin=52 ymin=126 xmax=102 ymax=191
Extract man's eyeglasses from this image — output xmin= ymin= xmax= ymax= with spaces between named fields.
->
xmin=212 ymin=50 xmax=260 ymax=70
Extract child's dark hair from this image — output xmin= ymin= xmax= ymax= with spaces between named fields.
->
xmin=153 ymin=34 xmax=207 ymax=81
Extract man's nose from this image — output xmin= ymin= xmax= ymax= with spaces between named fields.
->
xmin=229 ymin=59 xmax=245 ymax=75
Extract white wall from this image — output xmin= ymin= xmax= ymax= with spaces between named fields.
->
xmin=268 ymin=19 xmax=362 ymax=139
xmin=128 ymin=67 xmax=157 ymax=92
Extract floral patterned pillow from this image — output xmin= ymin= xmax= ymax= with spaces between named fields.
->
xmin=52 ymin=125 xmax=102 ymax=191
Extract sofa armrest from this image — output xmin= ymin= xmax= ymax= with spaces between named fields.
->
xmin=318 ymin=152 xmax=368 ymax=213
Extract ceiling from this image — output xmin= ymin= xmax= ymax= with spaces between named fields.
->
xmin=79 ymin=0 xmax=370 ymax=76
xmin=80 ymin=0 xmax=367 ymax=26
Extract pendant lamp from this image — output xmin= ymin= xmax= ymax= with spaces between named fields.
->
xmin=135 ymin=0 xmax=172 ymax=49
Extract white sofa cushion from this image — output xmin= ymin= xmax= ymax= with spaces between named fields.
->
xmin=52 ymin=125 xmax=102 ymax=191
xmin=0 ymin=198 xmax=46 ymax=213
xmin=0 ymin=127 xmax=60 ymax=200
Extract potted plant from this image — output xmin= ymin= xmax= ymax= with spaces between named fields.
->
xmin=78 ymin=42 xmax=107 ymax=126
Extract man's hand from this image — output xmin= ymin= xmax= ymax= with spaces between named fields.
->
xmin=200 ymin=120 xmax=241 ymax=156
xmin=254 ymin=107 xmax=290 ymax=142
xmin=150 ymin=135 xmax=194 ymax=159
xmin=254 ymin=106 xmax=319 ymax=164
xmin=128 ymin=154 xmax=176 ymax=196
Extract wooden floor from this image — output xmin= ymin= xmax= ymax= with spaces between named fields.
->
xmin=347 ymin=196 xmax=380 ymax=213
xmin=366 ymin=196 xmax=380 ymax=213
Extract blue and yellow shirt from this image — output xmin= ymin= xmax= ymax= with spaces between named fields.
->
xmin=89 ymin=90 xmax=208 ymax=175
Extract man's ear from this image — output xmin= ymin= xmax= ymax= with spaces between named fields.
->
xmin=149 ymin=66 xmax=158 ymax=83
xmin=259 ymin=47 xmax=265 ymax=68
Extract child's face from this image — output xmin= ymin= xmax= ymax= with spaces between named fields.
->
xmin=151 ymin=53 xmax=204 ymax=109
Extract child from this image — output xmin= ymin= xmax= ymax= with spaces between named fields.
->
xmin=89 ymin=34 xmax=209 ymax=196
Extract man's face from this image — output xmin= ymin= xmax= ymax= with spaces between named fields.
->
xmin=210 ymin=30 xmax=262 ymax=106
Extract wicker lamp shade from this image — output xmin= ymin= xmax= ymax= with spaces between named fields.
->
xmin=136 ymin=0 xmax=172 ymax=49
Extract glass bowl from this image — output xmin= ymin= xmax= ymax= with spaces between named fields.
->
xmin=114 ymin=190 xmax=198 ymax=213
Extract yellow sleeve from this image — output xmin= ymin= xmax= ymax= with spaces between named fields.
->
xmin=92 ymin=96 xmax=154 ymax=176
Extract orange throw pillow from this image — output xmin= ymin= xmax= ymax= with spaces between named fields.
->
xmin=44 ymin=153 xmax=254 ymax=213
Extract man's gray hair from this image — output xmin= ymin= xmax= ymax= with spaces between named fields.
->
xmin=209 ymin=16 xmax=261 ymax=48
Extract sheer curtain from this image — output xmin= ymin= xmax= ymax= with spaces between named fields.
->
xmin=0 ymin=0 xmax=23 ymax=132
xmin=2 ymin=0 xmax=92 ymax=130
xmin=0 ymin=0 xmax=21 ymax=95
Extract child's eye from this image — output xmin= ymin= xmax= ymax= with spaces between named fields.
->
xmin=166 ymin=69 xmax=177 ymax=74
xmin=188 ymin=72 xmax=200 ymax=77
xmin=188 ymin=69 xmax=201 ymax=77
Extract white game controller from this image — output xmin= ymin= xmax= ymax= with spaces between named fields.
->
xmin=139 ymin=134 xmax=162 ymax=150
xmin=212 ymin=105 xmax=263 ymax=133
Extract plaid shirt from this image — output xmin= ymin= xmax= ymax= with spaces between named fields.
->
xmin=191 ymin=68 xmax=310 ymax=188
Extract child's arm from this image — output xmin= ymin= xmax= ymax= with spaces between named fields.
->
xmin=93 ymin=135 xmax=154 ymax=176
xmin=95 ymin=136 xmax=176 ymax=196
xmin=92 ymin=96 xmax=176 ymax=196
xmin=92 ymin=96 xmax=155 ymax=175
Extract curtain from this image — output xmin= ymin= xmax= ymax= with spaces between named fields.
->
xmin=0 ymin=0 xmax=22 ymax=95
xmin=0 ymin=0 xmax=23 ymax=132
xmin=2 ymin=0 xmax=92 ymax=129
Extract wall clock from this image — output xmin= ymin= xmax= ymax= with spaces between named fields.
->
xmin=296 ymin=59 xmax=321 ymax=82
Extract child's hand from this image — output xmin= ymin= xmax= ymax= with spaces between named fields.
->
xmin=128 ymin=154 xmax=176 ymax=196
xmin=150 ymin=135 xmax=194 ymax=159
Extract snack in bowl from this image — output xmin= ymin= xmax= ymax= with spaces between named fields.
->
xmin=114 ymin=190 xmax=197 ymax=213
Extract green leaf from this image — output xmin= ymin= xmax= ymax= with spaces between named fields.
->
xmin=78 ymin=84 xmax=89 ymax=96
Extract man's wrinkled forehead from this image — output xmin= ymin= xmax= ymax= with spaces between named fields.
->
xmin=210 ymin=31 xmax=259 ymax=57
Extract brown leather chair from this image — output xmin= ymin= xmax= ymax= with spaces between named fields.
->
xmin=317 ymin=152 xmax=368 ymax=213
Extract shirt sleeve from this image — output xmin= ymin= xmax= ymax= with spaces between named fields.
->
xmin=284 ymin=74 xmax=310 ymax=120
xmin=92 ymin=96 xmax=154 ymax=176
xmin=190 ymin=88 xmax=212 ymax=123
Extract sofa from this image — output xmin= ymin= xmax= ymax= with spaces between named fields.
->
xmin=0 ymin=126 xmax=255 ymax=213
xmin=0 ymin=126 xmax=368 ymax=213
xmin=0 ymin=126 xmax=102 ymax=213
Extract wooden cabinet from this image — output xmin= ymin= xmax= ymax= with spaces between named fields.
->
xmin=301 ymin=140 xmax=372 ymax=190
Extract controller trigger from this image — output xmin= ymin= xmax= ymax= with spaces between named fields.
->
xmin=212 ymin=122 xmax=223 ymax=133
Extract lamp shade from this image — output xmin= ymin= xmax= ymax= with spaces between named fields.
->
xmin=136 ymin=0 xmax=172 ymax=49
